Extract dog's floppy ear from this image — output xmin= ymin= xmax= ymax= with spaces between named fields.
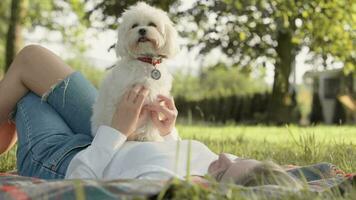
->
xmin=115 ymin=26 xmax=128 ymax=58
xmin=160 ymin=22 xmax=179 ymax=58
xmin=115 ymin=40 xmax=120 ymax=57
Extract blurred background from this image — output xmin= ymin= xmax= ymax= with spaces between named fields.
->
xmin=0 ymin=0 xmax=355 ymax=125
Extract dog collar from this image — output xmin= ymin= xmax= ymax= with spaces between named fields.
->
xmin=137 ymin=56 xmax=163 ymax=80
xmin=137 ymin=57 xmax=162 ymax=66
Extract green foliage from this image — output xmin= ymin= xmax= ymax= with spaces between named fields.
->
xmin=85 ymin=0 xmax=180 ymax=29
xmin=172 ymin=71 xmax=202 ymax=100
xmin=65 ymin=58 xmax=105 ymax=88
xmin=0 ymin=146 xmax=16 ymax=172
xmin=0 ymin=41 xmax=4 ymax=72
xmin=0 ymin=0 xmax=10 ymax=37
xmin=176 ymin=0 xmax=355 ymax=123
xmin=172 ymin=64 xmax=268 ymax=100
xmin=25 ymin=0 xmax=89 ymax=31
xmin=179 ymin=0 xmax=355 ymax=72
xmin=25 ymin=0 xmax=90 ymax=53
xmin=0 ymin=0 xmax=10 ymax=71
xmin=1 ymin=0 xmax=91 ymax=72
xmin=200 ymin=64 xmax=268 ymax=98
xmin=173 ymin=64 xmax=270 ymax=123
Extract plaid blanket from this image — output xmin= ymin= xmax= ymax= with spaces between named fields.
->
xmin=0 ymin=163 xmax=354 ymax=200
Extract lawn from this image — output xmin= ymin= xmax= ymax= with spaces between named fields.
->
xmin=176 ymin=125 xmax=356 ymax=173
xmin=0 ymin=125 xmax=355 ymax=199
xmin=1 ymin=125 xmax=355 ymax=172
xmin=178 ymin=125 xmax=356 ymax=143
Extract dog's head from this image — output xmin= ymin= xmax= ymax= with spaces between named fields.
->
xmin=115 ymin=2 xmax=179 ymax=59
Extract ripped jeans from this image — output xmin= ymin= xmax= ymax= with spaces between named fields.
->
xmin=14 ymin=71 xmax=98 ymax=179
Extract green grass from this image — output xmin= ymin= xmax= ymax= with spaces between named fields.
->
xmin=0 ymin=125 xmax=355 ymax=199
xmin=178 ymin=125 xmax=356 ymax=143
xmin=1 ymin=125 xmax=355 ymax=172
xmin=173 ymin=125 xmax=356 ymax=199
xmin=177 ymin=125 xmax=356 ymax=173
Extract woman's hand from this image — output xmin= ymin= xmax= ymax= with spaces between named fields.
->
xmin=111 ymin=85 xmax=149 ymax=137
xmin=145 ymin=95 xmax=178 ymax=136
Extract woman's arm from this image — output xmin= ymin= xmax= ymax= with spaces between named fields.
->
xmin=65 ymin=126 xmax=127 ymax=179
xmin=66 ymin=85 xmax=149 ymax=179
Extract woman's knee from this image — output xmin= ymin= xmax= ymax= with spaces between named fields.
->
xmin=18 ymin=44 xmax=44 ymax=57
xmin=16 ymin=45 xmax=45 ymax=64
xmin=9 ymin=45 xmax=44 ymax=73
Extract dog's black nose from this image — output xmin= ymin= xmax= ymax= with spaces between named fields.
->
xmin=139 ymin=28 xmax=146 ymax=36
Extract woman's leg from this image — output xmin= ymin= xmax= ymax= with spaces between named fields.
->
xmin=0 ymin=45 xmax=97 ymax=154
xmin=15 ymin=93 xmax=92 ymax=179
xmin=0 ymin=121 xmax=17 ymax=154
xmin=43 ymin=70 xmax=98 ymax=135
xmin=0 ymin=45 xmax=97 ymax=178
xmin=0 ymin=44 xmax=74 ymax=124
xmin=0 ymin=45 xmax=74 ymax=154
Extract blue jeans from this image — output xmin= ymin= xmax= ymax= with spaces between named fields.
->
xmin=14 ymin=72 xmax=98 ymax=179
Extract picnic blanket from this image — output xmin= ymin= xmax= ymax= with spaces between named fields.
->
xmin=0 ymin=163 xmax=354 ymax=200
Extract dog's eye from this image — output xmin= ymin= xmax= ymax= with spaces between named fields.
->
xmin=148 ymin=22 xmax=157 ymax=27
xmin=131 ymin=23 xmax=138 ymax=29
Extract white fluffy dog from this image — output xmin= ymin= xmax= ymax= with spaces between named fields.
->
xmin=91 ymin=2 xmax=179 ymax=141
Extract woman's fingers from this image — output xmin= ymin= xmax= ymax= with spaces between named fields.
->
xmin=111 ymin=86 xmax=149 ymax=136
xmin=137 ymin=107 xmax=149 ymax=128
xmin=123 ymin=89 xmax=131 ymax=101
xmin=146 ymin=104 xmax=175 ymax=119
xmin=147 ymin=97 xmax=177 ymax=136
xmin=151 ymin=111 xmax=163 ymax=126
xmin=135 ymin=88 xmax=149 ymax=108
xmin=157 ymin=95 xmax=175 ymax=110
xmin=128 ymin=85 xmax=143 ymax=102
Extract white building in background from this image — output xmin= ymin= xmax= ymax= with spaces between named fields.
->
xmin=304 ymin=69 xmax=356 ymax=124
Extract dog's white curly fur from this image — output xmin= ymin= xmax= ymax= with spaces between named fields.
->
xmin=91 ymin=2 xmax=179 ymax=141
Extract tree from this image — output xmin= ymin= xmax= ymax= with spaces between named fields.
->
xmin=0 ymin=0 xmax=11 ymax=72
xmin=5 ymin=0 xmax=27 ymax=72
xmin=84 ymin=0 xmax=180 ymax=29
xmin=176 ymin=0 xmax=355 ymax=123
xmin=2 ymin=0 xmax=180 ymax=73
xmin=3 ymin=0 xmax=89 ymax=72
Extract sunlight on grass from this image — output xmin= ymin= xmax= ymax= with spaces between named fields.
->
xmin=159 ymin=125 xmax=356 ymax=199
xmin=177 ymin=125 xmax=356 ymax=173
xmin=1 ymin=125 xmax=355 ymax=173
xmin=0 ymin=125 xmax=354 ymax=199
xmin=177 ymin=125 xmax=356 ymax=143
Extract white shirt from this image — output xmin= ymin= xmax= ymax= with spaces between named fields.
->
xmin=65 ymin=126 xmax=219 ymax=180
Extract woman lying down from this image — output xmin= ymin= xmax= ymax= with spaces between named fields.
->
xmin=0 ymin=45 xmax=302 ymax=188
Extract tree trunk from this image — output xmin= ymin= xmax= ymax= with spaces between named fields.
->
xmin=268 ymin=31 xmax=296 ymax=123
xmin=5 ymin=0 xmax=25 ymax=72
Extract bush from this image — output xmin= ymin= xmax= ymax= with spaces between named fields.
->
xmin=172 ymin=63 xmax=268 ymax=101
xmin=175 ymin=93 xmax=270 ymax=124
xmin=65 ymin=58 xmax=105 ymax=88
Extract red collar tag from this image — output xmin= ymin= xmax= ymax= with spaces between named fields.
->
xmin=137 ymin=57 xmax=162 ymax=66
